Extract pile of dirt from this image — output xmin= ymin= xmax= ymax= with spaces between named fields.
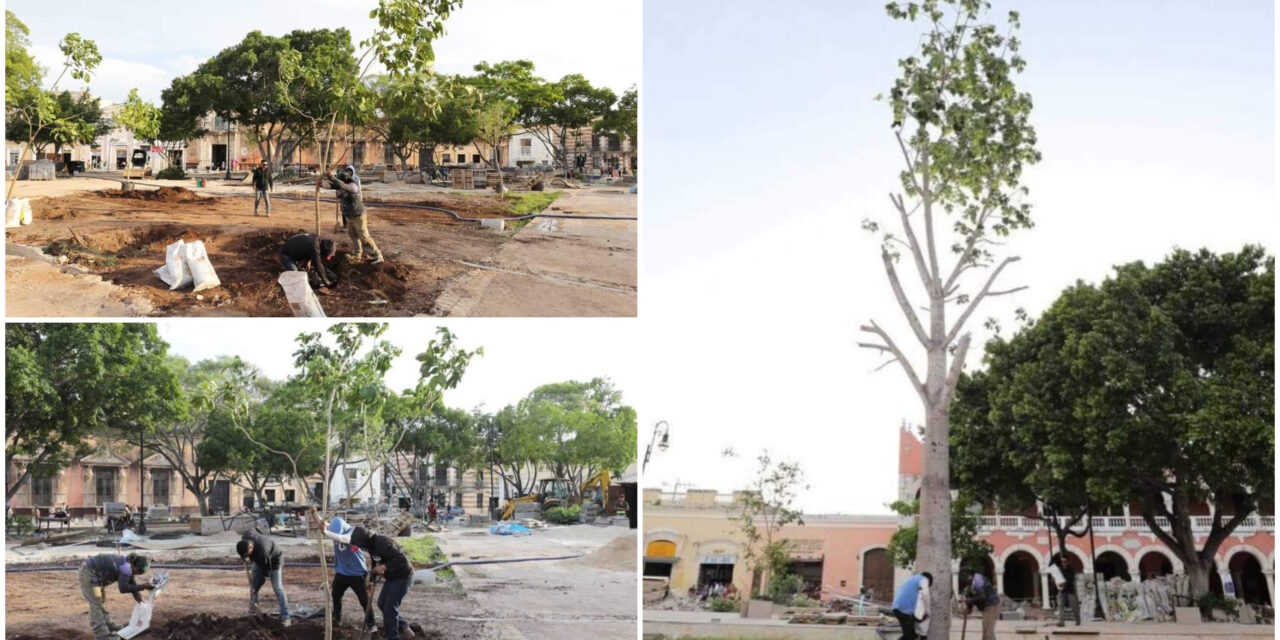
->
xmin=563 ymin=533 xmax=637 ymax=571
xmin=155 ymin=613 xmax=322 ymax=640
xmin=94 ymin=186 xmax=213 ymax=203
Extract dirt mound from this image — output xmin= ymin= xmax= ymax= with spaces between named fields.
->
xmin=94 ymin=186 xmax=212 ymax=203
xmin=563 ymin=532 xmax=637 ymax=571
xmin=156 ymin=613 xmax=321 ymax=640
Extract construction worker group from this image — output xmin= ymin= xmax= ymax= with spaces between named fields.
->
xmin=79 ymin=506 xmax=417 ymax=640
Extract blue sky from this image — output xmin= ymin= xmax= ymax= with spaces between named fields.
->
xmin=8 ymin=0 xmax=639 ymax=104
xmin=639 ymin=0 xmax=1275 ymax=513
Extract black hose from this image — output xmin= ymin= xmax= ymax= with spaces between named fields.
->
xmin=70 ymin=176 xmax=637 ymax=222
xmin=6 ymin=553 xmax=583 ymax=573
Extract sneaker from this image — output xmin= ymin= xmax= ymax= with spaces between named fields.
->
xmin=364 ymin=620 xmax=377 ymax=633
xmin=248 ymin=604 xmax=259 ymax=616
xmin=282 ymin=618 xmax=292 ymax=628
xmin=107 ymin=622 xmax=123 ymax=632
xmin=372 ymin=255 xmax=385 ymax=264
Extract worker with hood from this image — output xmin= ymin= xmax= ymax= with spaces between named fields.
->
xmin=319 ymin=512 xmax=415 ymax=639
xmin=319 ymin=166 xmax=384 ymax=264
xmin=79 ymin=552 xmax=154 ymax=640
xmin=236 ymin=531 xmax=291 ymax=627
xmin=324 ymin=514 xmax=376 ymax=631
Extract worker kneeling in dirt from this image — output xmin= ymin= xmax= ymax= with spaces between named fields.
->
xmin=79 ymin=552 xmax=155 ymax=640
xmin=279 ymin=233 xmax=339 ymax=294
xmin=319 ymin=167 xmax=384 ymax=264
xmin=236 ymin=531 xmax=292 ymax=627
xmin=321 ymin=517 xmax=416 ymax=639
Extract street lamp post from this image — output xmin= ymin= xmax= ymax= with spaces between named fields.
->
xmin=642 ymin=420 xmax=671 ymax=472
xmin=224 ymin=114 xmax=233 ymax=181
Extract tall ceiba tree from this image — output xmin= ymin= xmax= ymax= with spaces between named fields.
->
xmin=5 ymin=324 xmax=181 ymax=502
xmin=858 ymin=2 xmax=1039 ymax=633
xmin=952 ymin=246 xmax=1274 ymax=603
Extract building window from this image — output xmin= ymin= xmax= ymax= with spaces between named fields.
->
xmin=455 ymin=492 xmax=463 ymax=508
xmin=265 ymin=489 xmax=276 ymax=503
xmin=384 ymin=145 xmax=395 ymax=165
xmin=435 ymin=466 xmax=448 ymax=485
xmin=95 ymin=467 xmax=116 ymax=503
xmin=475 ymin=471 xmax=483 ymax=488
xmin=353 ymin=142 xmax=365 ymax=165
xmin=443 ymin=154 xmax=451 ymax=164
xmin=31 ymin=475 xmax=54 ymax=506
xmin=471 ymin=154 xmax=481 ymax=164
xmin=608 ymin=135 xmax=622 ymax=151
xmin=285 ymin=489 xmax=296 ymax=502
xmin=8 ymin=149 xmax=19 ymax=166
xmin=151 ymin=470 xmax=170 ymax=504
xmin=476 ymin=493 xmax=484 ymax=509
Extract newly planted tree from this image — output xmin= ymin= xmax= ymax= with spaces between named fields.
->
xmin=472 ymin=99 xmax=517 ymax=194
xmin=724 ymin=450 xmax=807 ymax=599
xmin=4 ymin=24 xmax=101 ymax=199
xmin=859 ymin=3 xmax=1039 ymax=633
xmin=116 ymin=88 xmax=161 ymax=183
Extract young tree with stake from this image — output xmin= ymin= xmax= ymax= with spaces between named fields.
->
xmin=859 ymin=2 xmax=1040 ymax=635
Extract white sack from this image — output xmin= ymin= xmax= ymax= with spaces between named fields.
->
xmin=278 ymin=270 xmax=326 ymax=317
xmin=182 ymin=240 xmax=221 ymax=292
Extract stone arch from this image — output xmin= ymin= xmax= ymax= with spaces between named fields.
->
xmin=859 ymin=545 xmax=895 ymax=603
xmin=1222 ymin=544 xmax=1268 ymax=570
xmin=1134 ymin=546 xmax=1182 ymax=580
xmin=1091 ymin=545 xmax=1135 ymax=581
xmin=1002 ymin=549 xmax=1042 ymax=602
xmin=644 ymin=529 xmax=684 ymax=556
xmin=1225 ymin=546 xmax=1271 ymax=606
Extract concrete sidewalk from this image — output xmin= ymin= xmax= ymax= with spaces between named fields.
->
xmin=643 ymin=609 xmax=1274 ymax=639
xmin=433 ymin=188 xmax=637 ymax=316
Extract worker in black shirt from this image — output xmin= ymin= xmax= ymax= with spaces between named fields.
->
xmin=78 ymin=553 xmax=154 ymax=640
xmin=278 ymin=233 xmax=338 ymax=293
xmin=320 ymin=512 xmax=416 ymax=639
xmin=237 ymin=531 xmax=292 ymax=626
xmin=252 ymin=160 xmax=273 ymax=216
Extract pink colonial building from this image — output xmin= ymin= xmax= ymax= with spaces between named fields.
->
xmin=643 ymin=429 xmax=1274 ymax=609
xmin=897 ymin=427 xmax=1275 ymax=609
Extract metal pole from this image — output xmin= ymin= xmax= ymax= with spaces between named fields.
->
xmin=224 ymin=114 xmax=232 ymax=180
xmin=1087 ymin=503 xmax=1103 ymax=620
xmin=642 ymin=420 xmax=669 ymax=472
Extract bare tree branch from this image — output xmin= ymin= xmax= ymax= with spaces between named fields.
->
xmin=946 ymin=256 xmax=1021 ymax=344
xmin=890 ymin=193 xmax=935 ymax=292
xmin=882 ymin=249 xmax=931 ymax=347
xmin=859 ymin=321 xmax=927 ymax=402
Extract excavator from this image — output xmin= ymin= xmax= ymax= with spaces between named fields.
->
xmin=498 ymin=477 xmax=575 ymax=520
xmin=580 ymin=471 xmax=611 ymax=511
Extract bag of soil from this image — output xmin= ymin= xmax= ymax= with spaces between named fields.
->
xmin=183 ymin=240 xmax=221 ymax=292
xmin=278 ymin=270 xmax=326 ymax=317
xmin=154 ymin=239 xmax=193 ymax=290
xmin=4 ymin=199 xmax=20 ymax=228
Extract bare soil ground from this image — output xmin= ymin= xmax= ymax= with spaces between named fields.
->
xmin=6 ymin=180 xmax=637 ymax=317
xmin=6 ymin=187 xmax=510 ymax=317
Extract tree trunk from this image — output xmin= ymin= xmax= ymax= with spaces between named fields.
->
xmin=919 ymin=309 xmax=953 ymax=639
xmin=1187 ymin=561 xmax=1213 ymax=613
xmin=6 ymin=466 xmax=32 ymax=503
xmin=197 ymin=494 xmax=210 ymax=517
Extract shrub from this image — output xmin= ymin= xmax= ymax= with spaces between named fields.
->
xmin=1196 ymin=592 xmax=1239 ymax=619
xmin=542 ymin=505 xmax=581 ymax=525
xmin=156 ymin=166 xmax=186 ymax=180
xmin=709 ymin=596 xmax=739 ymax=612
xmin=791 ymin=594 xmax=817 ymax=608
xmin=767 ymin=572 xmax=804 ymax=604
xmin=6 ymin=515 xmax=33 ymax=536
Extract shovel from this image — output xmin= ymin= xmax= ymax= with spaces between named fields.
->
xmin=359 ymin=575 xmax=380 ymax=640
xmin=242 ymin=562 xmax=257 ymax=616
xmin=960 ymin=609 xmax=968 ymax=639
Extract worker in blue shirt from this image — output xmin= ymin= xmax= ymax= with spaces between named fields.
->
xmin=328 ymin=515 xmax=377 ymax=631
xmin=891 ymin=571 xmax=933 ymax=640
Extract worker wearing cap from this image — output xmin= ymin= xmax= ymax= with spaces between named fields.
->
xmin=79 ymin=552 xmax=154 ymax=640
xmin=319 ymin=167 xmax=383 ymax=264
xmin=320 ymin=516 xmax=415 ymax=639
xmin=237 ymin=531 xmax=291 ymax=627
xmin=327 ymin=516 xmax=376 ymax=632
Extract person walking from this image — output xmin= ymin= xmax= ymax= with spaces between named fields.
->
xmin=1051 ymin=552 xmax=1081 ymax=627
xmin=78 ymin=553 xmax=154 ymax=640
xmin=252 ymin=161 xmax=273 ymax=217
xmin=890 ymin=571 xmax=932 ymax=640
xmin=236 ymin=531 xmax=291 ymax=627
xmin=319 ymin=167 xmax=383 ymax=263
xmin=963 ymin=572 xmax=1001 ymax=640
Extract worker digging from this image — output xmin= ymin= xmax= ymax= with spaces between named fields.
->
xmin=278 ymin=233 xmax=339 ymax=295
xmin=319 ymin=166 xmax=384 ymax=264
xmin=236 ymin=530 xmax=292 ymax=627
xmin=316 ymin=508 xmax=418 ymax=640
xmin=77 ymin=553 xmax=156 ymax=640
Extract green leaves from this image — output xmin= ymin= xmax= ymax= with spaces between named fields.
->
xmin=117 ymin=88 xmax=161 ymax=142
xmin=57 ymin=32 xmax=101 ymax=84
xmin=363 ymin=0 xmax=463 ymax=79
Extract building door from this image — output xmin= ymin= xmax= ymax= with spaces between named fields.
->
xmin=698 ymin=563 xmax=735 ymax=592
xmin=862 ymin=548 xmax=895 ymax=603
xmin=1003 ymin=550 xmax=1041 ymax=603
xmin=151 ymin=470 xmax=170 ymax=506
xmin=1095 ymin=551 xmax=1130 ymax=582
xmin=787 ymin=560 xmax=824 ymax=596
xmin=212 ymin=144 xmax=227 ymax=171
xmin=1229 ymin=553 xmax=1271 ymax=606
xmin=209 ymin=480 xmax=231 ymax=514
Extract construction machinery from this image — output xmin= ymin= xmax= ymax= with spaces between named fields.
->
xmin=580 ymin=471 xmax=611 ymax=510
xmin=498 ymin=477 xmax=575 ymax=520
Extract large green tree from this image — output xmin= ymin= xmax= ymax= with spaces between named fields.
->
xmin=5 ymin=10 xmax=40 ymax=99
xmin=5 ymin=324 xmax=180 ymax=502
xmin=886 ymin=494 xmax=993 ymax=575
xmin=953 ymin=246 xmax=1274 ymax=603
xmin=858 ymin=3 xmax=1040 ymax=633
xmin=516 ymin=378 xmax=637 ymax=491
xmin=371 ymin=73 xmax=478 ymax=179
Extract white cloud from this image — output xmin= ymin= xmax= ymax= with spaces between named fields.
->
xmin=30 ymin=44 xmax=170 ymax=104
